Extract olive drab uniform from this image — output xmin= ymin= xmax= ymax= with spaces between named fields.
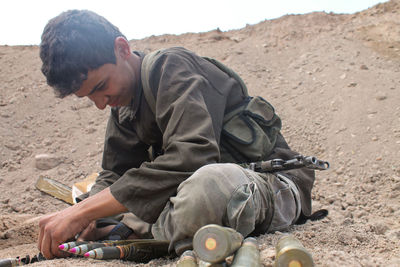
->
xmin=88 ymin=47 xmax=315 ymax=253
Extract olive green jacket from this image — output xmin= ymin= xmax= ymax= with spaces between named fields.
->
xmin=89 ymin=47 xmax=315 ymax=223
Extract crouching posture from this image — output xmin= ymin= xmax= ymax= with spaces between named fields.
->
xmin=38 ymin=10 xmax=315 ymax=259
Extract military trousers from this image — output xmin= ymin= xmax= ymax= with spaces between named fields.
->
xmin=120 ymin=163 xmax=301 ymax=254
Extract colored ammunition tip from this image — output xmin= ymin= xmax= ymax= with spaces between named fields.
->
xmin=69 ymin=248 xmax=77 ymax=253
xmin=289 ymin=260 xmax=302 ymax=267
xmin=205 ymin=237 xmax=217 ymax=251
xmin=193 ymin=224 xmax=243 ymax=264
xmin=59 ymin=244 xmax=65 ymax=250
xmin=84 ymin=252 xmax=91 ymax=258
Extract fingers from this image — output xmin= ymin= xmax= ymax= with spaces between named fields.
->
xmin=38 ymin=214 xmax=50 ymax=257
xmin=37 ymin=213 xmax=68 ymax=259
xmin=41 ymin=229 xmax=53 ymax=259
xmin=40 ymin=227 xmax=71 ymax=259
xmin=77 ymin=222 xmax=95 ymax=241
xmin=38 ymin=223 xmax=43 ymax=252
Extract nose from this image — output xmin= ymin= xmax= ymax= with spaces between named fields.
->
xmin=88 ymin=95 xmax=109 ymax=110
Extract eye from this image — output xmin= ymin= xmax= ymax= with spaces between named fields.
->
xmin=89 ymin=80 xmax=107 ymax=95
xmin=97 ymin=82 xmax=107 ymax=92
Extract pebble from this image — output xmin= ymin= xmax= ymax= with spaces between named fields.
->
xmin=4 ymin=143 xmax=21 ymax=151
xmin=375 ymin=92 xmax=387 ymax=100
xmin=335 ymin=167 xmax=344 ymax=175
xmin=34 ymin=154 xmax=63 ymax=170
xmin=372 ymin=223 xmax=389 ymax=235
xmin=360 ymin=64 xmax=369 ymax=70
xmin=348 ymin=82 xmax=357 ymax=87
xmin=10 ymin=204 xmax=21 ymax=212
xmin=85 ymin=127 xmax=97 ymax=134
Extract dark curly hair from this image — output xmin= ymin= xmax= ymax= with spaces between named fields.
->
xmin=40 ymin=10 xmax=126 ymax=97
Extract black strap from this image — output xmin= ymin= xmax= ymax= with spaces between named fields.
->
xmin=296 ymin=209 xmax=329 ymax=225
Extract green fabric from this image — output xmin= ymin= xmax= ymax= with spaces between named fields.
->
xmin=141 ymin=49 xmax=281 ymax=164
xmin=90 ymin=47 xmax=315 ymax=224
xmin=151 ymin=163 xmax=274 ymax=253
xmin=220 ymin=96 xmax=282 ymax=163
xmin=141 ymin=50 xmax=249 ymax=115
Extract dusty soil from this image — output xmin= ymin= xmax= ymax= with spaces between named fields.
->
xmin=0 ymin=1 xmax=399 ymax=266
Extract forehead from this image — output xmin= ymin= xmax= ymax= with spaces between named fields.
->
xmin=74 ymin=64 xmax=114 ymax=97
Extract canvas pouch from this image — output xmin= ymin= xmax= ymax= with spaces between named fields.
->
xmin=220 ymin=96 xmax=282 ymax=163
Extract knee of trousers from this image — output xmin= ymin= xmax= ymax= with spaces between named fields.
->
xmin=171 ymin=163 xmax=263 ymax=236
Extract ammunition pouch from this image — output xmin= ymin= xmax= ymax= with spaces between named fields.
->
xmin=220 ymin=96 xmax=282 ymax=163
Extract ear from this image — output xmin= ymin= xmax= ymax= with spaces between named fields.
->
xmin=114 ymin=36 xmax=131 ymax=60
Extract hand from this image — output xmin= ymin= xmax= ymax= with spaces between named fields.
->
xmin=38 ymin=207 xmax=91 ymax=259
xmin=37 ymin=187 xmax=127 ymax=259
xmin=76 ymin=221 xmax=115 ymax=241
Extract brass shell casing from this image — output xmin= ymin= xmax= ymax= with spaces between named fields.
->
xmin=193 ymin=224 xmax=243 ymax=264
xmin=275 ymin=235 xmax=314 ymax=267
xmin=177 ymin=250 xmax=198 ymax=267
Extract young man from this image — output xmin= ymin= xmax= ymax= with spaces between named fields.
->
xmin=38 ymin=10 xmax=315 ymax=260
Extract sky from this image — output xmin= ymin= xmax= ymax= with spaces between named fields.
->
xmin=0 ymin=0 xmax=388 ymax=45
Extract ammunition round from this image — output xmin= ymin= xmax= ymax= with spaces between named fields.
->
xmin=193 ymin=224 xmax=243 ymax=264
xmin=177 ymin=250 xmax=198 ymax=267
xmin=231 ymin=237 xmax=261 ymax=267
xmin=85 ymin=246 xmax=124 ymax=260
xmin=275 ymin=235 xmax=314 ymax=267
xmin=70 ymin=243 xmax=107 ymax=255
xmin=0 ymin=258 xmax=18 ymax=267
xmin=59 ymin=241 xmax=88 ymax=251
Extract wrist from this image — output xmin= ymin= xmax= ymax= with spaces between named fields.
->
xmin=72 ymin=187 xmax=127 ymax=222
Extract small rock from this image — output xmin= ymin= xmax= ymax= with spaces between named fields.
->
xmin=372 ymin=136 xmax=378 ymax=141
xmin=43 ymin=139 xmax=53 ymax=146
xmin=342 ymin=218 xmax=354 ymax=225
xmin=348 ymin=82 xmax=357 ymax=87
xmin=340 ymin=73 xmax=347 ymax=79
xmin=35 ymin=154 xmax=63 ymax=170
xmin=372 ymin=222 xmax=389 ymax=235
xmin=4 ymin=143 xmax=21 ymax=151
xmin=7 ymin=165 xmax=18 ymax=172
xmin=337 ymin=230 xmax=356 ymax=245
xmin=0 ymin=232 xmax=9 ymax=239
xmin=10 ymin=204 xmax=21 ymax=212
xmin=85 ymin=127 xmax=97 ymax=134
xmin=335 ymin=167 xmax=344 ymax=175
xmin=375 ymin=92 xmax=387 ymax=100
xmin=0 ymin=112 xmax=10 ymax=118
xmin=360 ymin=64 xmax=369 ymax=70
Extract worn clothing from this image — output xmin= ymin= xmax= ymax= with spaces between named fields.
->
xmin=151 ymin=163 xmax=301 ymax=253
xmin=89 ymin=47 xmax=315 ymax=240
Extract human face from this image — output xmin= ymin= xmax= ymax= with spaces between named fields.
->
xmin=74 ymin=59 xmax=137 ymax=110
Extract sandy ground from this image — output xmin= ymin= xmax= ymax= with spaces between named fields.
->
xmin=0 ymin=1 xmax=399 ymax=266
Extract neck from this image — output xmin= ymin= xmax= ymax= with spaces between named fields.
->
xmin=127 ymin=53 xmax=141 ymax=89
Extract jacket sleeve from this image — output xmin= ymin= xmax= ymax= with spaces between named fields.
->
xmin=109 ymin=50 xmax=226 ymax=223
xmin=90 ymin=107 xmax=150 ymax=196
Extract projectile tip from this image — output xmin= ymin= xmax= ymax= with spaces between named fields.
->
xmin=84 ymin=252 xmax=91 ymax=258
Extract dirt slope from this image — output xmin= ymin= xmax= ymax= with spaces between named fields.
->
xmin=0 ymin=1 xmax=399 ymax=266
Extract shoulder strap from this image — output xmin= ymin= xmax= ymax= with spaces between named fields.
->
xmin=202 ymin=56 xmax=249 ymax=97
xmin=141 ymin=50 xmax=162 ymax=115
xmin=141 ymin=50 xmax=250 ymax=114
